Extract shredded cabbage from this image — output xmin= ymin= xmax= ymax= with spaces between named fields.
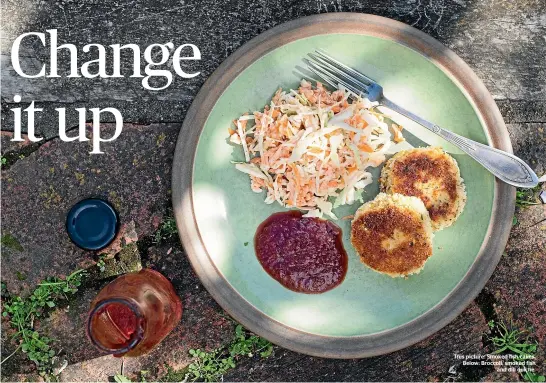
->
xmin=229 ymin=80 xmax=403 ymax=219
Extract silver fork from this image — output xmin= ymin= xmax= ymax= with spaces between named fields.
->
xmin=305 ymin=50 xmax=539 ymax=188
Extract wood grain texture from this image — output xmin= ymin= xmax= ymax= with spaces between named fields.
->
xmin=1 ymin=0 xmax=545 ymax=139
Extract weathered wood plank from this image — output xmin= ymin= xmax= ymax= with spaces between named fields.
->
xmin=506 ymin=122 xmax=545 ymax=175
xmin=1 ymin=0 xmax=544 ymax=139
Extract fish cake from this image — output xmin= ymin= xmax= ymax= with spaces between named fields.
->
xmin=380 ymin=147 xmax=466 ymax=231
xmin=351 ymin=193 xmax=434 ymax=278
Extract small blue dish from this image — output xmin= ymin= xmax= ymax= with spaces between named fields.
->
xmin=66 ymin=199 xmax=119 ymax=251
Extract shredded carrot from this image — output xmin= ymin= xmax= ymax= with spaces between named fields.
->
xmin=308 ymin=147 xmax=323 ymax=154
xmin=358 ymin=143 xmax=374 ymax=153
xmin=230 ymin=79 xmax=394 ymax=218
xmin=391 ymin=123 xmax=405 ymax=143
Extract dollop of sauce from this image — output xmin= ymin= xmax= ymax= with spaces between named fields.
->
xmin=254 ymin=211 xmax=348 ymax=294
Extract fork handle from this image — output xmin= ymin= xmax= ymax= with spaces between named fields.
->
xmin=381 ymin=97 xmax=539 ymax=188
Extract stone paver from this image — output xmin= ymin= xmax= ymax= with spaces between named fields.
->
xmin=1 ymin=123 xmax=178 ymax=295
xmin=224 ymin=302 xmax=490 ymax=382
xmin=56 ymin=242 xmax=235 ymax=382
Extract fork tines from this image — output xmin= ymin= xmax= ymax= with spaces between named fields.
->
xmin=305 ymin=50 xmax=375 ymax=98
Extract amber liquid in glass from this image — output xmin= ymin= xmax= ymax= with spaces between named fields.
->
xmin=87 ymin=269 xmax=182 ymax=357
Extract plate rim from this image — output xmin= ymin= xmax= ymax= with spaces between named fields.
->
xmin=172 ymin=13 xmax=515 ymax=358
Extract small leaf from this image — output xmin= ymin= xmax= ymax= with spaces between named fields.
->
xmin=114 ymin=374 xmax=132 ymax=382
xmin=260 ymin=345 xmax=273 ymax=358
xmin=46 ymin=301 xmax=55 ymax=308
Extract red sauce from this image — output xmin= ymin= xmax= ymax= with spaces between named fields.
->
xmin=105 ymin=303 xmax=138 ymax=339
xmin=254 ymin=211 xmax=348 ymax=294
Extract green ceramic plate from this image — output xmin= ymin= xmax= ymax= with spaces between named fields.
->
xmin=172 ymin=13 xmax=514 ymax=358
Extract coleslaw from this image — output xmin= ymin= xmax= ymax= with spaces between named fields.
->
xmin=229 ymin=79 xmax=403 ymax=219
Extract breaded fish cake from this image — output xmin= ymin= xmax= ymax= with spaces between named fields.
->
xmin=351 ymin=193 xmax=433 ymax=278
xmin=380 ymin=147 xmax=466 ymax=231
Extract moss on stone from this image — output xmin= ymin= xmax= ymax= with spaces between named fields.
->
xmin=160 ymin=366 xmax=189 ymax=382
xmin=94 ymin=243 xmax=142 ymax=280
xmin=1 ymin=233 xmax=24 ymax=252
